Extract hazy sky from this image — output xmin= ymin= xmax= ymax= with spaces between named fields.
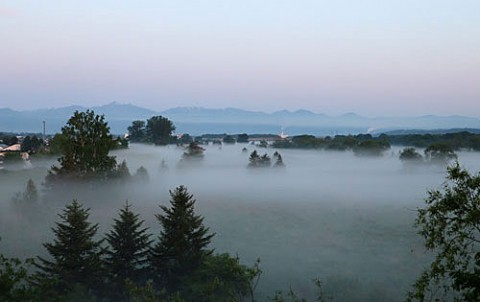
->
xmin=1 ymin=1 xmax=479 ymax=116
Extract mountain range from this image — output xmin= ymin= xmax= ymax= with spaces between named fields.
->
xmin=1 ymin=102 xmax=480 ymax=136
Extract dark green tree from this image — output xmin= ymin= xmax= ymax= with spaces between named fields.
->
xmin=47 ymin=110 xmax=117 ymax=182
xmin=146 ymin=116 xmax=175 ymax=145
xmin=352 ymin=140 xmax=390 ymax=156
xmin=21 ymin=135 xmax=43 ymax=153
xmin=180 ymin=254 xmax=261 ymax=302
xmin=248 ymin=150 xmax=260 ymax=167
xmin=237 ymin=133 xmax=249 ymax=143
xmin=399 ymin=147 xmax=423 ymax=163
xmin=424 ymin=143 xmax=457 ymax=163
xmin=222 ymin=135 xmax=235 ymax=144
xmin=105 ymin=201 xmax=152 ymax=300
xmin=2 ymin=135 xmax=18 ymax=146
xmin=249 ymin=151 xmax=272 ymax=168
xmin=128 ymin=120 xmax=147 ymax=142
xmin=407 ymin=163 xmax=480 ymax=302
xmin=33 ymin=200 xmax=103 ymax=297
xmin=150 ymin=186 xmax=215 ymax=294
xmin=47 ymin=133 xmax=68 ymax=155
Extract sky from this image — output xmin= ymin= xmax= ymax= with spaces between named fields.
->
xmin=0 ymin=0 xmax=479 ymax=117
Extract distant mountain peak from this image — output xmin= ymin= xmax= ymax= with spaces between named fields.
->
xmin=1 ymin=103 xmax=479 ymax=136
xmin=293 ymin=109 xmax=315 ymax=115
xmin=340 ymin=112 xmax=363 ymax=118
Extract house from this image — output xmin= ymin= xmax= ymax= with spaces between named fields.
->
xmin=3 ymin=144 xmax=21 ymax=152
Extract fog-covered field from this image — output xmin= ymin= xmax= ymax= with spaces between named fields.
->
xmin=2 ymin=143 xmax=480 ymax=301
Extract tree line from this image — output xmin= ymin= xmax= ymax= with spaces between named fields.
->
xmin=272 ymin=134 xmax=391 ymax=156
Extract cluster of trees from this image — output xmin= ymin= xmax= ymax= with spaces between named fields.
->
xmin=273 ymin=131 xmax=480 ymax=156
xmin=388 ymin=131 xmax=480 ymax=150
xmin=399 ymin=143 xmax=458 ymax=165
xmin=248 ymin=151 xmax=284 ymax=168
xmin=127 ymin=116 xmax=176 ymax=145
xmin=20 ymin=136 xmax=44 ymax=153
xmin=193 ymin=134 xmax=249 ymax=145
xmin=0 ymin=133 xmax=19 ymax=146
xmin=273 ymin=134 xmax=390 ymax=156
xmin=1 ymin=186 xmax=261 ymax=302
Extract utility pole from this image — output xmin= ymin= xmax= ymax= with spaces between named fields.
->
xmin=43 ymin=121 xmax=46 ymax=141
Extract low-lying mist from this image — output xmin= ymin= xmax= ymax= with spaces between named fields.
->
xmin=2 ymin=143 xmax=480 ymax=301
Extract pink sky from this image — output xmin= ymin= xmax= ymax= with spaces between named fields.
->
xmin=0 ymin=1 xmax=479 ymax=117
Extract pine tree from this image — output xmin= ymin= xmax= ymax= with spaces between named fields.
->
xmin=150 ymin=186 xmax=215 ymax=293
xmin=33 ymin=200 xmax=103 ymax=297
xmin=104 ymin=201 xmax=151 ymax=299
xmin=248 ymin=150 xmax=260 ymax=167
xmin=116 ymin=160 xmax=131 ymax=179
xmin=134 ymin=166 xmax=149 ymax=182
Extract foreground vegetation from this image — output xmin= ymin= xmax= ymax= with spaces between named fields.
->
xmin=1 ymin=186 xmax=262 ymax=302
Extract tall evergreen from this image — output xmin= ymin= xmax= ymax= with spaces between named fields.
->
xmin=33 ymin=200 xmax=103 ymax=297
xmin=150 ymin=186 xmax=215 ymax=293
xmin=104 ymin=201 xmax=151 ymax=298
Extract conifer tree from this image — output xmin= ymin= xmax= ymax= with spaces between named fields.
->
xmin=248 ymin=150 xmax=260 ymax=167
xmin=33 ymin=200 xmax=103 ymax=297
xmin=150 ymin=186 xmax=215 ymax=293
xmin=116 ymin=160 xmax=131 ymax=179
xmin=134 ymin=166 xmax=149 ymax=182
xmin=105 ymin=201 xmax=151 ymax=299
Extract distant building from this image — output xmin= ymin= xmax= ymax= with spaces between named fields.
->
xmin=4 ymin=144 xmax=21 ymax=152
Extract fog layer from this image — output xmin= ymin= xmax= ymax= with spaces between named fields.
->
xmin=2 ymin=144 xmax=480 ymax=301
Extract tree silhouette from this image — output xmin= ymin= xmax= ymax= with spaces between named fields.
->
xmin=146 ymin=116 xmax=175 ymax=145
xmin=105 ymin=201 xmax=152 ymax=300
xmin=127 ymin=120 xmax=146 ymax=142
xmin=47 ymin=110 xmax=117 ymax=183
xmin=407 ymin=163 xmax=480 ymax=301
xmin=33 ymin=200 xmax=103 ymax=297
xmin=150 ymin=186 xmax=214 ymax=293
